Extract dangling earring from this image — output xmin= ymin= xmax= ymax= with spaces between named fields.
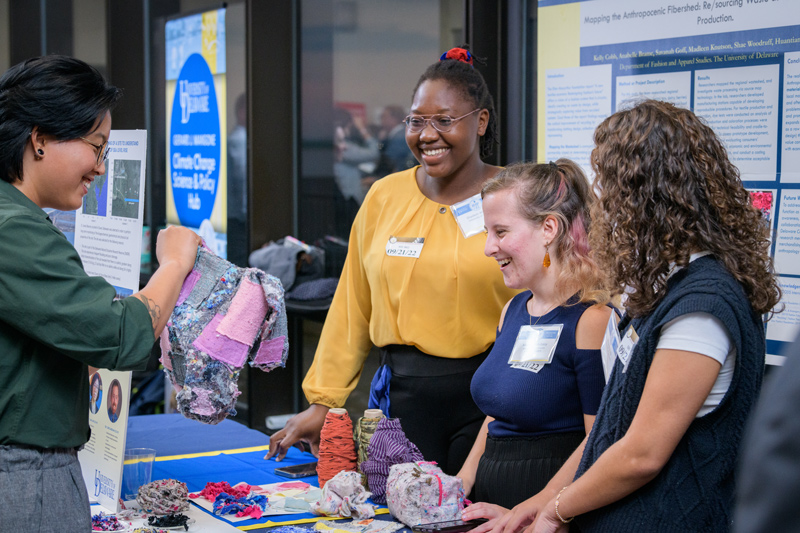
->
xmin=543 ymin=243 xmax=551 ymax=268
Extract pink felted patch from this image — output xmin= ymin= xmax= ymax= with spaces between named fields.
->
xmin=159 ymin=328 xmax=173 ymax=371
xmin=276 ymin=481 xmax=311 ymax=490
xmin=253 ymin=336 xmax=286 ymax=366
xmin=218 ymin=278 xmax=267 ymax=346
xmin=192 ymin=314 xmax=249 ymax=367
xmin=191 ymin=388 xmax=217 ymax=416
xmin=177 ymin=269 xmax=201 ymax=306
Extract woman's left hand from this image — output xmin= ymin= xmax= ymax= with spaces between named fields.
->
xmin=462 ymin=502 xmax=508 ymax=522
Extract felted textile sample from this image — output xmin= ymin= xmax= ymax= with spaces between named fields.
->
xmin=359 ymin=418 xmax=424 ymax=504
xmin=136 ymin=478 xmax=190 ymax=515
xmin=385 ymin=461 xmax=466 ymax=527
xmin=162 ymin=245 xmax=289 ymax=424
xmin=311 ymin=471 xmax=376 ymax=519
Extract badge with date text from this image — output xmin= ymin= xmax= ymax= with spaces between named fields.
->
xmin=386 ymin=236 xmax=425 ymax=258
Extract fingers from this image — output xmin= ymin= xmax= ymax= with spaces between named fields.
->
xmin=470 ymin=519 xmax=497 ymax=533
xmin=265 ymin=429 xmax=289 ymax=461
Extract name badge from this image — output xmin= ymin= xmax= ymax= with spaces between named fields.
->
xmin=508 ymin=324 xmax=564 ymax=365
xmin=616 ymin=325 xmax=639 ymax=373
xmin=510 ymin=361 xmax=545 ymax=374
xmin=450 ymin=194 xmax=485 ymax=238
xmin=386 ymin=236 xmax=425 ymax=258
xmin=600 ymin=311 xmax=620 ymax=383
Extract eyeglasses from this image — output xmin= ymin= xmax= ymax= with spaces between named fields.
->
xmin=403 ymin=108 xmax=481 ymax=133
xmin=79 ymin=137 xmax=111 ymax=166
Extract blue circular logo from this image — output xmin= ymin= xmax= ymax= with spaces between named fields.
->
xmin=169 ymin=53 xmax=221 ymax=228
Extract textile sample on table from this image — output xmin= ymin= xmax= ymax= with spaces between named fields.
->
xmin=161 ymin=245 xmax=289 ymax=424
xmin=315 ymin=518 xmax=405 ymax=533
xmin=385 ymin=461 xmax=467 ymax=527
xmin=311 ymin=470 xmax=376 ymax=520
xmin=136 ymin=478 xmax=190 ymax=515
xmin=360 ymin=417 xmax=424 ymax=504
xmin=355 ymin=409 xmax=386 ymax=489
xmin=317 ymin=409 xmax=358 ymax=488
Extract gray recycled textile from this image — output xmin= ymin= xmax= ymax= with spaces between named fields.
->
xmin=160 ymin=245 xmax=289 ymax=424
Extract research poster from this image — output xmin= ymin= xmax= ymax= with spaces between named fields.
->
xmin=537 ymin=0 xmax=800 ymax=362
xmin=165 ymin=8 xmax=228 ymax=258
xmin=74 ymin=130 xmax=148 ymax=298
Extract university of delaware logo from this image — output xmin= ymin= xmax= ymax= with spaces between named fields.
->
xmin=94 ymin=470 xmax=116 ymax=499
xmin=179 ymin=79 xmax=210 ymax=124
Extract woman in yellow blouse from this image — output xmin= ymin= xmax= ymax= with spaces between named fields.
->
xmin=267 ymin=47 xmax=518 ymax=474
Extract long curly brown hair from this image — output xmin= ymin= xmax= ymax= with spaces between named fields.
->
xmin=589 ymin=99 xmax=780 ymax=318
xmin=482 ymin=159 xmax=610 ymax=306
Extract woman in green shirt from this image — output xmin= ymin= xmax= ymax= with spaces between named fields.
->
xmin=0 ymin=55 xmax=200 ymax=532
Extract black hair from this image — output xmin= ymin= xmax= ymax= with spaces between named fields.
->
xmin=411 ymin=45 xmax=498 ymax=159
xmin=0 ymin=55 xmax=122 ymax=183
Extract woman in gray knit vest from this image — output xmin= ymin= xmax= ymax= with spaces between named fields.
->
xmin=485 ymin=99 xmax=781 ymax=533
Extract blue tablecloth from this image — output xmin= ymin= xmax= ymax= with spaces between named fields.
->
xmin=127 ymin=413 xmax=269 ymax=456
xmin=125 ymin=414 xmax=339 ymax=529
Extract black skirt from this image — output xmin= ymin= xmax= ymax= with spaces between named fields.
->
xmin=474 ymin=431 xmax=585 ymax=509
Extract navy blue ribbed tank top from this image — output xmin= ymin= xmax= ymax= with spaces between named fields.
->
xmin=471 ymin=291 xmax=605 ymax=438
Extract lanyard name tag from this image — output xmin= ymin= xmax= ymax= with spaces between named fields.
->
xmin=600 ymin=311 xmax=620 ymax=383
xmin=509 ymin=324 xmax=564 ymax=364
xmin=450 ymin=194 xmax=484 ymax=238
xmin=386 ymin=236 xmax=425 ymax=258
xmin=616 ymin=325 xmax=639 ymax=373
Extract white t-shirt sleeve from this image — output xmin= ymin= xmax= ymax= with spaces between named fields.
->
xmin=657 ymin=312 xmax=736 ymax=417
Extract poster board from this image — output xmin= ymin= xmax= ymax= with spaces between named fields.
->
xmin=537 ymin=0 xmax=800 ymax=363
xmin=165 ymin=8 xmax=228 ymax=258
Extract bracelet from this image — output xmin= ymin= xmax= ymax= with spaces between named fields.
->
xmin=554 ymin=486 xmax=574 ymax=524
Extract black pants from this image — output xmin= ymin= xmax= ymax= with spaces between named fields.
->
xmin=474 ymin=431 xmax=585 ymax=509
xmin=380 ymin=344 xmax=489 ymax=476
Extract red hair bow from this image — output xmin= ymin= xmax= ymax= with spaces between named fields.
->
xmin=439 ymin=48 xmax=473 ymax=66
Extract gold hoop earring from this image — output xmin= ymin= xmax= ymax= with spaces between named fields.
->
xmin=543 ymin=244 xmax=551 ymax=268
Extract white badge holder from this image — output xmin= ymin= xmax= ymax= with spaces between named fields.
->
xmin=385 ymin=236 xmax=425 ymax=258
xmin=616 ymin=325 xmax=639 ymax=373
xmin=600 ymin=311 xmax=621 ymax=383
xmin=450 ymin=194 xmax=485 ymax=238
xmin=508 ymin=324 xmax=564 ymax=366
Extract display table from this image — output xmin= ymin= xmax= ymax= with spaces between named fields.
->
xmin=122 ymin=414 xmax=390 ymax=530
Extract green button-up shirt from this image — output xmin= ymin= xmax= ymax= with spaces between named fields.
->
xmin=0 ymin=180 xmax=153 ymax=448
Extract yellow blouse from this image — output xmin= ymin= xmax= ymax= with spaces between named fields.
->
xmin=303 ymin=167 xmax=519 ymax=408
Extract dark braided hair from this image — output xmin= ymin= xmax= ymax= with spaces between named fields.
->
xmin=0 ymin=55 xmax=121 ymax=183
xmin=412 ymin=45 xmax=498 ymax=159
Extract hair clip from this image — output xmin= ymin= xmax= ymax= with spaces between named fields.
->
xmin=439 ymin=48 xmax=474 ymax=66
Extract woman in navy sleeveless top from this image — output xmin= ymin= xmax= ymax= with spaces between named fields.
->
xmin=459 ymin=160 xmax=612 ymax=515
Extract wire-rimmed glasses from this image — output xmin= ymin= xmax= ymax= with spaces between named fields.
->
xmin=403 ymin=108 xmax=481 ymax=133
xmin=79 ymin=137 xmax=111 ymax=166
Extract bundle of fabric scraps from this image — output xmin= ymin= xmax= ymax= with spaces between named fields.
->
xmin=212 ymin=491 xmax=269 ymax=518
xmin=136 ymin=478 xmax=190 ymax=515
xmin=385 ymin=461 xmax=466 ymax=527
xmin=315 ymin=518 xmax=405 ymax=533
xmin=189 ymin=481 xmax=255 ymax=501
xmin=161 ymin=244 xmax=289 ymax=424
xmin=91 ymin=512 xmax=128 ymax=531
xmin=311 ymin=470 xmax=376 ymax=519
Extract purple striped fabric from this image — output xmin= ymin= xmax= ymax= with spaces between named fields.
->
xmin=360 ymin=418 xmax=424 ymax=504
